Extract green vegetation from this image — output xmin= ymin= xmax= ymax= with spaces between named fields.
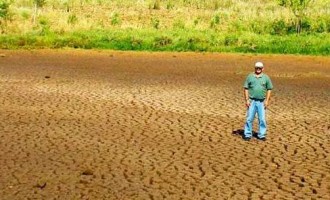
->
xmin=0 ymin=0 xmax=11 ymax=33
xmin=0 ymin=0 xmax=329 ymax=55
xmin=32 ymin=0 xmax=46 ymax=24
xmin=0 ymin=1 xmax=10 ymax=19
xmin=277 ymin=0 xmax=313 ymax=33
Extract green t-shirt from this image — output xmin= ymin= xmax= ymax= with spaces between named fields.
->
xmin=244 ymin=73 xmax=273 ymax=100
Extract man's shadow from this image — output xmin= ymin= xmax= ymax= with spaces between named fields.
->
xmin=232 ymin=129 xmax=258 ymax=138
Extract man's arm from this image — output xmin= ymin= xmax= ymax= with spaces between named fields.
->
xmin=264 ymin=90 xmax=271 ymax=109
xmin=244 ymin=88 xmax=250 ymax=107
xmin=243 ymin=75 xmax=250 ymax=107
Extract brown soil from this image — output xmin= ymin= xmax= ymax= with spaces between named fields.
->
xmin=0 ymin=50 xmax=329 ymax=200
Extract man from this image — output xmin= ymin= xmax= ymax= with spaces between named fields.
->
xmin=243 ymin=61 xmax=273 ymax=141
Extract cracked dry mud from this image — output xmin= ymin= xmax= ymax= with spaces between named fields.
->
xmin=0 ymin=50 xmax=329 ymax=200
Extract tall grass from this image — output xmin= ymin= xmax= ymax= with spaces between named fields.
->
xmin=1 ymin=28 xmax=329 ymax=55
xmin=0 ymin=0 xmax=329 ymax=55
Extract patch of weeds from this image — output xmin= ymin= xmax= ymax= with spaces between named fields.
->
xmin=131 ymin=37 xmax=143 ymax=49
xmin=173 ymin=19 xmax=185 ymax=29
xmin=224 ymin=35 xmax=238 ymax=46
xmin=151 ymin=17 xmax=160 ymax=29
xmin=67 ymin=14 xmax=78 ymax=25
xmin=154 ymin=36 xmax=172 ymax=48
xmin=38 ymin=16 xmax=51 ymax=35
xmin=111 ymin=13 xmax=121 ymax=26
xmin=166 ymin=1 xmax=174 ymax=10
xmin=210 ymin=14 xmax=220 ymax=29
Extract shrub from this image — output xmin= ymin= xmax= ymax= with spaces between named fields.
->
xmin=249 ymin=20 xmax=273 ymax=35
xmin=300 ymin=17 xmax=312 ymax=33
xmin=210 ymin=14 xmax=220 ymax=29
xmin=151 ymin=17 xmax=160 ymax=29
xmin=173 ymin=19 xmax=185 ymax=29
xmin=166 ymin=1 xmax=174 ymax=10
xmin=38 ymin=16 xmax=51 ymax=35
xmin=193 ymin=18 xmax=199 ymax=26
xmin=0 ymin=0 xmax=11 ymax=33
xmin=229 ymin=20 xmax=246 ymax=32
xmin=0 ymin=1 xmax=10 ymax=20
xmin=20 ymin=9 xmax=31 ymax=20
xmin=154 ymin=36 xmax=172 ymax=47
xmin=186 ymin=37 xmax=201 ymax=51
xmin=110 ymin=13 xmax=121 ymax=26
xmin=224 ymin=35 xmax=238 ymax=46
xmin=130 ymin=37 xmax=143 ymax=49
xmin=68 ymin=14 xmax=78 ymax=25
xmin=314 ymin=20 xmax=327 ymax=33
xmin=213 ymin=0 xmax=220 ymax=10
xmin=271 ymin=19 xmax=288 ymax=35
xmin=310 ymin=16 xmax=329 ymax=33
xmin=153 ymin=0 xmax=161 ymax=10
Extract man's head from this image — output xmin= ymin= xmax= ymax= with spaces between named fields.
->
xmin=254 ymin=61 xmax=264 ymax=75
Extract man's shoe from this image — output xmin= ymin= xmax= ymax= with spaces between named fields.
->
xmin=243 ymin=136 xmax=251 ymax=141
xmin=256 ymin=136 xmax=266 ymax=141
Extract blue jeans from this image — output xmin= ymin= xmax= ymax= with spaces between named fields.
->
xmin=244 ymin=99 xmax=267 ymax=138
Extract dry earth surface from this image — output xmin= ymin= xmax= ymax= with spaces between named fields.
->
xmin=0 ymin=50 xmax=329 ymax=200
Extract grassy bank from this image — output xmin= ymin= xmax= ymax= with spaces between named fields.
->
xmin=1 ymin=29 xmax=329 ymax=55
xmin=1 ymin=0 xmax=329 ymax=55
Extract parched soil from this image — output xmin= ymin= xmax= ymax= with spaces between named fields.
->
xmin=0 ymin=50 xmax=329 ymax=200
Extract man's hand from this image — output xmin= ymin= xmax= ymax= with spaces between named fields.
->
xmin=245 ymin=99 xmax=250 ymax=107
xmin=244 ymin=89 xmax=249 ymax=107
xmin=265 ymin=90 xmax=271 ymax=109
xmin=264 ymin=100 xmax=269 ymax=109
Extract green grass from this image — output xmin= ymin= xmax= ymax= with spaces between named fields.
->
xmin=1 ymin=0 xmax=329 ymax=55
xmin=1 ymin=29 xmax=329 ymax=55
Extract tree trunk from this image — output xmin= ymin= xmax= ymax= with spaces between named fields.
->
xmin=33 ymin=3 xmax=37 ymax=24
xmin=296 ymin=17 xmax=302 ymax=34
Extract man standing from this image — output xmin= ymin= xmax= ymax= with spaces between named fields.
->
xmin=243 ymin=61 xmax=273 ymax=141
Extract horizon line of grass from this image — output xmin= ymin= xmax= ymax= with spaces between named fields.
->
xmin=0 ymin=29 xmax=329 ymax=56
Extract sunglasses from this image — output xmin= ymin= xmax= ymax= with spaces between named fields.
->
xmin=255 ymin=67 xmax=263 ymax=70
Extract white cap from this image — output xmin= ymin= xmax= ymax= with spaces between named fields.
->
xmin=255 ymin=61 xmax=264 ymax=68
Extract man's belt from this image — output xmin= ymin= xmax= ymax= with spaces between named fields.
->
xmin=250 ymin=98 xmax=265 ymax=102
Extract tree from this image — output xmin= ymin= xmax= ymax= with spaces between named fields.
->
xmin=277 ymin=0 xmax=314 ymax=34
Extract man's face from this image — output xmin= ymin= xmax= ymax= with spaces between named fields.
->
xmin=255 ymin=67 xmax=263 ymax=75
